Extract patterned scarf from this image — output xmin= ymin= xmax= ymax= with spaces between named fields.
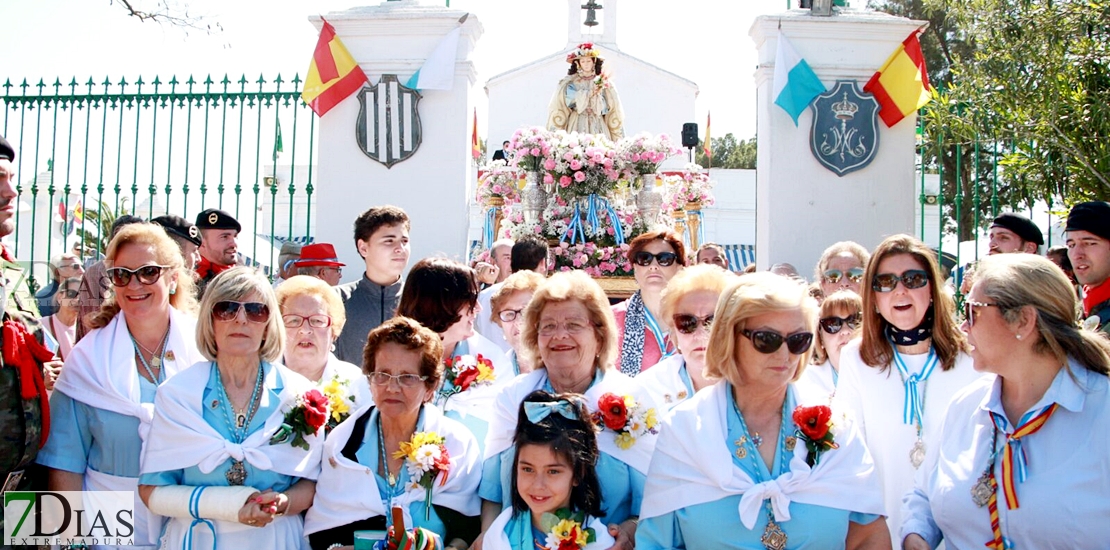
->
xmin=885 ymin=306 xmax=935 ymax=346
xmin=618 ymin=291 xmax=669 ymax=376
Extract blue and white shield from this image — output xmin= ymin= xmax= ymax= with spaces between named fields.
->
xmin=809 ymin=80 xmax=879 ymax=177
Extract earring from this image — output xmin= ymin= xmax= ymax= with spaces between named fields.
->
xmin=1016 ymin=334 xmax=1022 ymax=340
xmin=169 ymin=285 xmax=177 ymax=295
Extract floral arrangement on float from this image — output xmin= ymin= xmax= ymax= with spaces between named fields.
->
xmin=474 ymin=127 xmax=715 ymax=278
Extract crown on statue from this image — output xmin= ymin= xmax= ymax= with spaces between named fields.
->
xmin=832 ymin=92 xmax=859 ymax=121
xmin=567 ymin=42 xmax=602 ymax=63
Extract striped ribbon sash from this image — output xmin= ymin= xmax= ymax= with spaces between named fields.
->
xmin=990 ymin=403 xmax=1060 ymax=510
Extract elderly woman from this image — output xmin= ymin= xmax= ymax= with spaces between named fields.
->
xmin=479 ymin=271 xmax=658 ymax=550
xmin=489 ymin=270 xmax=547 ymax=376
xmin=304 ymin=317 xmax=482 ymax=550
xmin=834 ymin=235 xmax=981 ymax=548
xmin=638 ymin=272 xmax=888 ymax=549
xmin=40 ymin=276 xmax=82 ymax=363
xmin=814 ymin=241 xmax=870 ymax=300
xmin=276 ymin=275 xmax=371 ymax=408
xmin=38 ymin=224 xmax=205 ymax=548
xmin=901 ymin=255 xmax=1110 ymax=549
xmin=613 ymin=230 xmax=687 ymax=377
xmin=139 ymin=267 xmax=320 ymax=549
xmin=634 ymin=264 xmax=731 ymax=415
xmin=398 ymin=258 xmax=513 ymax=452
xmin=795 ymin=290 xmax=862 ymax=405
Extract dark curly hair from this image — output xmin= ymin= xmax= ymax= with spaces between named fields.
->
xmin=567 ymin=58 xmax=604 ymax=76
xmin=510 ymin=390 xmax=603 ymax=517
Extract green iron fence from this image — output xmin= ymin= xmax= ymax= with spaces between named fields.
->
xmin=1 ymin=74 xmax=317 ymax=291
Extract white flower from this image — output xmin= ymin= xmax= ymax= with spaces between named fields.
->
xmin=405 ymin=443 xmax=442 ymax=476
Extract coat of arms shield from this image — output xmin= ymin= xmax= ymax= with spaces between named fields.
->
xmin=809 ymin=80 xmax=880 ymax=177
xmin=356 ymin=74 xmax=423 ymax=168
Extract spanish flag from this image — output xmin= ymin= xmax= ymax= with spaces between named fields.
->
xmin=471 ymin=108 xmax=481 ymax=161
xmin=302 ymin=18 xmax=369 ymax=117
xmin=863 ymin=30 xmax=931 ymax=127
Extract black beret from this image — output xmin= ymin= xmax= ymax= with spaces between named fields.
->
xmin=194 ymin=208 xmax=241 ymax=232
xmin=152 ymin=215 xmax=202 ymax=246
xmin=990 ymin=212 xmax=1043 ymax=246
xmin=1065 ymin=201 xmax=1110 ymax=242
xmin=0 ymin=135 xmax=14 ymax=162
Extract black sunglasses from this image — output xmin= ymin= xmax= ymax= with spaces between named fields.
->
xmin=673 ymin=313 xmax=713 ymax=335
xmin=819 ymin=313 xmax=862 ymax=334
xmin=740 ymin=329 xmax=814 ymax=355
xmin=823 ymin=268 xmax=865 ymax=284
xmin=106 ymin=264 xmax=169 ymax=287
xmin=871 ymin=270 xmax=930 ymax=293
xmin=60 ymin=289 xmax=80 ymax=299
xmin=632 ymin=251 xmax=678 ymax=267
xmin=212 ymin=301 xmax=271 ymax=323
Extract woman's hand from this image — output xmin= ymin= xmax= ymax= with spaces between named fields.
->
xmin=254 ymin=490 xmax=289 ymax=517
xmin=606 ymin=518 xmax=637 ymax=550
xmin=474 ymin=262 xmax=498 ymax=286
xmin=902 ymin=534 xmax=929 ymax=550
xmin=237 ymin=492 xmax=273 ymax=527
xmin=42 ymin=359 xmax=63 ymax=391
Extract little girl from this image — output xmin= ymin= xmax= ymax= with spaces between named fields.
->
xmin=485 ymin=390 xmax=615 ymax=550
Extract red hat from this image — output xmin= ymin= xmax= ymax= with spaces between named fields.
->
xmin=294 ymin=243 xmax=345 ymax=268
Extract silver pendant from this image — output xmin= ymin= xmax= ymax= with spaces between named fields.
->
xmin=226 ymin=460 xmax=247 ymax=486
xmin=971 ymin=470 xmax=994 ymax=507
xmin=910 ymin=438 xmax=926 ymax=469
xmin=761 ymin=517 xmax=788 ymax=550
xmin=151 ymin=356 xmax=161 ymax=369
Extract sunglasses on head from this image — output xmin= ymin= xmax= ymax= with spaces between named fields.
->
xmin=106 ymin=264 xmax=169 ymax=287
xmin=212 ymin=301 xmax=271 ymax=323
xmin=673 ymin=313 xmax=714 ymax=335
xmin=819 ymin=312 xmax=861 ymax=334
xmin=871 ymin=270 xmax=930 ymax=293
xmin=740 ymin=328 xmax=814 ymax=355
xmin=632 ymin=251 xmax=678 ymax=267
xmin=823 ymin=268 xmax=865 ymax=284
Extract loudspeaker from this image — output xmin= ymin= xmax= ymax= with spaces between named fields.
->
xmin=681 ymin=123 xmax=699 ymax=148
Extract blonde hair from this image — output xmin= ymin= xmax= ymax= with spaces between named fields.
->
xmin=195 ymin=267 xmax=285 ymax=363
xmin=812 ymin=290 xmax=862 ymax=364
xmin=705 ymin=272 xmax=818 ymax=385
xmin=275 ymin=275 xmax=347 ymax=340
xmin=859 ymin=235 xmax=967 ymax=371
xmin=659 ymin=264 xmax=731 ymax=331
xmin=814 ymin=241 xmax=870 ymax=283
xmin=975 ymin=254 xmax=1110 ymax=375
xmin=490 ymin=270 xmax=546 ymax=323
xmin=522 ymin=271 xmax=618 ymax=372
xmin=88 ymin=223 xmax=197 ymax=329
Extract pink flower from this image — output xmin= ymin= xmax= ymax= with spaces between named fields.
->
xmin=544 ymin=158 xmax=557 ymax=170
xmin=563 ymin=152 xmax=575 ymax=161
xmin=631 ymin=152 xmax=642 ymax=162
xmin=530 ymin=147 xmax=541 ymax=156
xmin=533 ymin=226 xmax=542 ymax=234
xmin=544 ymin=174 xmax=554 ymax=184
xmin=607 ymin=227 xmax=615 ymax=236
xmin=574 ymin=171 xmax=586 ymax=182
xmin=559 ymin=175 xmax=572 ymax=188
xmin=570 ymin=160 xmax=583 ymax=170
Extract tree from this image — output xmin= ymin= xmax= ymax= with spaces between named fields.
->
xmin=694 ymin=133 xmax=757 ymax=169
xmin=76 ymin=199 xmax=131 ymax=257
xmin=110 ymin=0 xmax=221 ymax=34
xmin=928 ymin=0 xmax=1110 ymax=202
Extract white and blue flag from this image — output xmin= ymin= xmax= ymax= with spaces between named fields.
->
xmin=773 ymin=34 xmax=826 ymax=126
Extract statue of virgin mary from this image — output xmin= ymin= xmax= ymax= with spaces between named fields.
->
xmin=546 ymin=43 xmax=625 ymax=140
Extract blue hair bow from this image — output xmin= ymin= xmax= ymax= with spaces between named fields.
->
xmin=524 ymin=400 xmax=579 ymax=424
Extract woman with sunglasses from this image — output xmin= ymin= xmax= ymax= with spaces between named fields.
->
xmin=814 ymin=241 xmax=870 ymax=301
xmin=613 ymin=230 xmax=687 ymax=377
xmin=139 ymin=267 xmax=320 ymax=549
xmin=834 ymin=234 xmax=980 ymax=548
xmin=634 ymin=264 xmax=730 ymax=415
xmin=305 ymin=317 xmax=482 ymax=550
xmin=901 ymin=254 xmax=1110 ymax=550
xmin=479 ymin=271 xmax=658 ymax=550
xmin=490 ymin=270 xmax=548 ymax=376
xmin=40 ymin=276 xmax=82 ymax=366
xmin=39 ymin=224 xmax=205 ymax=548
xmin=276 ymin=275 xmax=371 ymax=406
xmin=398 ymin=258 xmax=513 ymax=454
xmin=639 ymin=272 xmax=888 ymax=549
xmin=796 ymin=290 xmax=862 ymax=405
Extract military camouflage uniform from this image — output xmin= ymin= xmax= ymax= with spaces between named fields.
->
xmin=0 ymin=252 xmax=47 ymax=491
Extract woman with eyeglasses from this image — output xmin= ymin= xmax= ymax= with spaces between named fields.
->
xmin=796 ymin=290 xmax=862 ymax=405
xmin=490 ymin=270 xmax=547 ymax=376
xmin=901 ymin=254 xmax=1110 ymax=550
xmin=40 ymin=276 xmax=82 ymax=366
xmin=833 ymin=234 xmax=980 ymax=548
xmin=613 ymin=230 xmax=688 ymax=377
xmin=39 ymin=224 xmax=205 ymax=548
xmin=634 ymin=264 xmax=731 ymax=415
xmin=276 ymin=275 xmax=371 ymax=407
xmin=305 ymin=317 xmax=482 ymax=550
xmin=138 ymin=267 xmax=321 ymax=549
xmin=814 ymin=241 xmax=870 ymax=301
xmin=639 ymin=272 xmax=888 ymax=549
xmin=397 ymin=258 xmax=513 ymax=455
xmin=478 ymin=271 xmax=659 ymax=550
